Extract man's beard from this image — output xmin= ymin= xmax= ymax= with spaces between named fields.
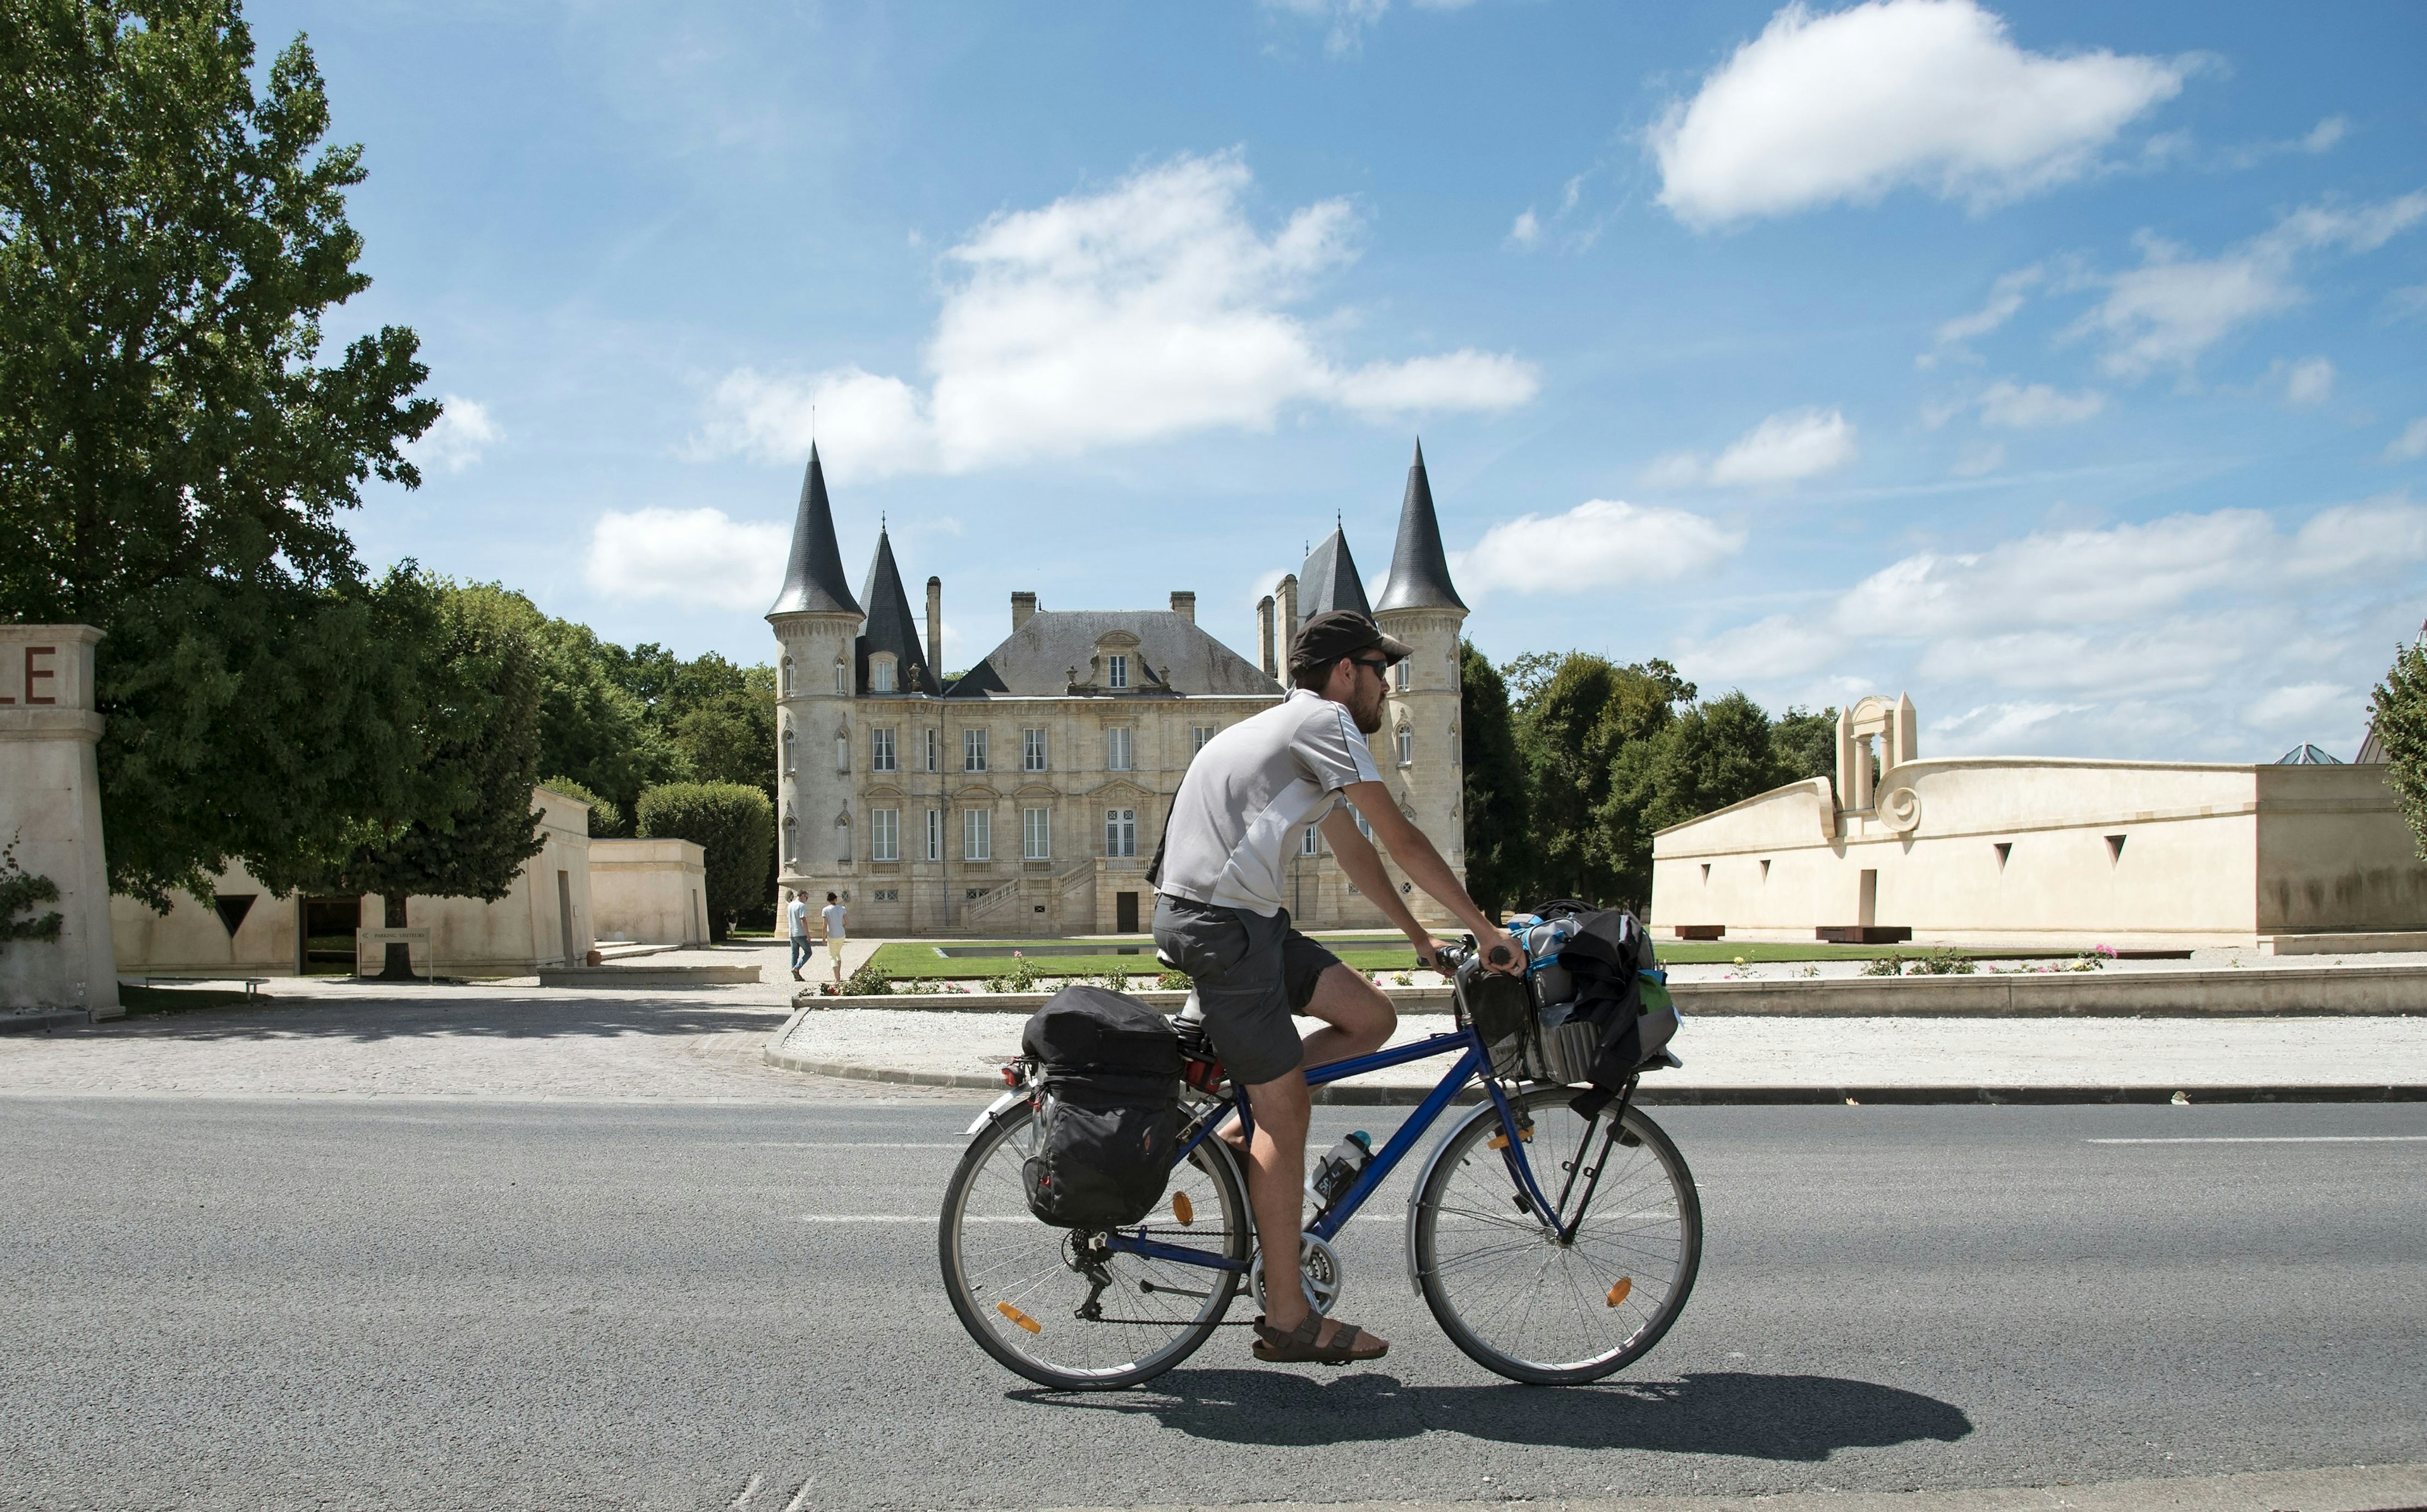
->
xmin=1351 ymin=682 xmax=1385 ymax=734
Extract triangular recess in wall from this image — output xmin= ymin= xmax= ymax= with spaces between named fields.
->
xmin=2104 ymin=834 xmax=2127 ymax=863
xmin=1994 ymin=843 xmax=2012 ymax=870
xmin=212 ymin=893 xmax=256 ymax=936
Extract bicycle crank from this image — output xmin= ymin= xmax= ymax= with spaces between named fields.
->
xmin=1250 ymin=1233 xmax=1344 ymax=1317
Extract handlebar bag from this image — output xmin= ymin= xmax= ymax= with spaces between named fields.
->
xmin=1533 ymin=904 xmax=1676 ymax=1091
xmin=1019 ymin=986 xmax=1183 ymax=1228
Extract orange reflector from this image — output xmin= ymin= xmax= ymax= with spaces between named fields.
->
xmin=1606 ymin=1277 xmax=1633 ymax=1309
xmin=1487 ymin=1126 xmax=1533 ymax=1150
xmin=995 ymin=1302 xmax=1042 ymax=1334
xmin=1172 ymin=1192 xmax=1195 ymax=1226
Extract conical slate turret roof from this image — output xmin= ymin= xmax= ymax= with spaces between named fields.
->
xmin=1298 ymin=526 xmax=1372 ymax=620
xmin=1375 ymin=439 xmax=1468 ymax=614
xmin=767 ymin=445 xmax=863 ymax=618
xmin=856 ymin=526 xmax=935 ymax=692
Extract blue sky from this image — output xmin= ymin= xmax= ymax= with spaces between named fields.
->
xmin=265 ymin=0 xmax=2426 ymax=761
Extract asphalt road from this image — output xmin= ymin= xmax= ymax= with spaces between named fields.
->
xmin=4 ymin=1092 xmax=2421 ymax=1511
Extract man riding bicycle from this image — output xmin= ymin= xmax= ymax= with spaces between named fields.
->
xmin=1152 ymin=608 xmax=1521 ymax=1365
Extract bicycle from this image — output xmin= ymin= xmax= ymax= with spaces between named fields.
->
xmin=938 ymin=936 xmax=1701 ymax=1389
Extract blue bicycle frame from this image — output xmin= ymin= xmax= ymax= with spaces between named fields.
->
xmin=1099 ymin=1018 xmax=1564 ymax=1275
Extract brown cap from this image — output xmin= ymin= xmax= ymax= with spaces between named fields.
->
xmin=1292 ymin=610 xmax=1413 ymax=668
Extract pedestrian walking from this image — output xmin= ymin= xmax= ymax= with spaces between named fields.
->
xmin=820 ymin=892 xmax=848 ymax=988
xmin=786 ymin=890 xmax=811 ymax=982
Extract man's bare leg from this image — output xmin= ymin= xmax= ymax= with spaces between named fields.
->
xmin=1296 ymin=962 xmax=1397 ymax=1070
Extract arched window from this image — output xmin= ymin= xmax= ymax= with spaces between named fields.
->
xmin=1394 ymin=659 xmax=1410 ymax=691
xmin=869 ymin=654 xmax=897 ymax=693
xmin=834 ymin=730 xmax=851 ymax=772
xmin=782 ymin=812 xmax=797 ymax=862
xmin=781 ymin=727 xmax=796 ymax=774
xmin=1395 ymin=724 xmax=1413 ymax=766
xmin=781 ymin=657 xmax=794 ymax=696
xmin=834 ymin=660 xmax=848 ymax=695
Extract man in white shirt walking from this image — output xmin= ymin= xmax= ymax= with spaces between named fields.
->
xmin=819 ymin=892 xmax=848 ymax=989
xmin=1153 ymin=609 xmax=1519 ymax=1366
xmin=785 ymin=890 xmax=811 ymax=982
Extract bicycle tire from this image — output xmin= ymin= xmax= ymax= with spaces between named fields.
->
xmin=1413 ymin=1087 xmax=1701 ymax=1384
xmin=939 ymin=1099 xmax=1250 ymax=1390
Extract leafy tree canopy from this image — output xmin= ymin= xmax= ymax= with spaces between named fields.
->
xmin=1457 ymin=640 xmax=1528 ymax=918
xmin=2370 ymin=639 xmax=2427 ymax=861
xmin=636 ymin=781 xmax=772 ymax=941
xmin=0 ymin=1 xmax=437 ymax=904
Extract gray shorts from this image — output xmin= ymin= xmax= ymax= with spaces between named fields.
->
xmin=1152 ymin=894 xmax=1342 ymax=1087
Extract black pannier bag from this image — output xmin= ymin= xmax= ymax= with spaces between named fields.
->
xmin=1019 ymin=986 xmax=1184 ymax=1228
xmin=1536 ymin=902 xmax=1677 ymax=1099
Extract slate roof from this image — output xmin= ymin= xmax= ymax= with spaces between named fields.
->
xmin=855 ymin=528 xmax=937 ymax=693
xmin=946 ymin=610 xmax=1280 ymax=699
xmin=1298 ymin=526 xmax=1372 ymax=619
xmin=767 ymin=445 xmax=863 ymax=618
xmin=1375 ymin=439 xmax=1468 ymax=614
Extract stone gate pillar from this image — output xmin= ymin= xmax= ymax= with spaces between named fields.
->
xmin=0 ymin=626 xmax=120 ymax=1019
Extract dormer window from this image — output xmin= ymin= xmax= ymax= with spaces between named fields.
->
xmin=1107 ymin=654 xmax=1129 ymax=689
xmin=870 ymin=654 xmax=897 ymax=693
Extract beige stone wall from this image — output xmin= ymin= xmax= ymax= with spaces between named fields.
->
xmin=1650 ymin=757 xmax=2427 ymax=948
xmin=1376 ymin=604 xmax=1468 ymax=929
xmin=0 ymin=626 xmax=118 ymax=1015
xmin=590 ymin=837 xmax=709 ymax=946
xmin=114 ymin=788 xmax=597 ymax=977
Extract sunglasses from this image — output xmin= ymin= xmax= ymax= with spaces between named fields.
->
xmin=1348 ymin=655 xmax=1392 ymax=678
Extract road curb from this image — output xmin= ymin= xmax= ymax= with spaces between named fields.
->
xmin=759 ymin=1040 xmax=2427 ymax=1105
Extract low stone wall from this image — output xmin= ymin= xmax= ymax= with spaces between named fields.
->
xmin=796 ymin=964 xmax=2427 ymax=1017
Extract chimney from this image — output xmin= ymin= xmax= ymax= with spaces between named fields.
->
xmin=1277 ymin=574 xmax=1299 ymax=661
xmin=925 ymin=576 xmax=943 ymax=683
xmin=1169 ymin=590 xmax=1195 ymax=624
xmin=1011 ymin=591 xmax=1037 ymax=632
xmin=1257 ymin=595 xmax=1276 ymax=677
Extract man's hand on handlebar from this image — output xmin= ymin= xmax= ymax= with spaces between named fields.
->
xmin=1473 ymin=921 xmax=1523 ymax=976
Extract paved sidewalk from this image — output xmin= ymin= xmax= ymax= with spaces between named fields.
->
xmin=768 ymin=1004 xmax=2427 ymax=1102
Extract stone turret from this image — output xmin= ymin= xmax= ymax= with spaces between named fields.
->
xmin=1373 ymin=440 xmax=1469 ymax=898
xmin=767 ymin=444 xmax=865 ymax=903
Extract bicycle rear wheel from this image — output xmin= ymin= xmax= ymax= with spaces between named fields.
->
xmin=1413 ymin=1086 xmax=1701 ymax=1384
xmin=939 ymin=1099 xmax=1249 ymax=1390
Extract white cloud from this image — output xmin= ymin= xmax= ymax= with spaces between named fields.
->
xmin=1976 ymin=379 xmax=2105 ymax=427
xmin=1650 ymin=407 xmax=1859 ymax=488
xmin=585 ymin=507 xmax=790 ymax=611
xmin=694 ymin=154 xmax=1536 ymax=480
xmin=2285 ymin=496 xmax=2427 ymax=578
xmin=1712 ymin=408 xmax=1859 ymax=485
xmin=1934 ymin=265 xmax=2044 ymax=348
xmin=1677 ymin=613 xmax=1845 ymax=682
xmin=1507 ymin=209 xmax=1541 ymax=248
xmin=2242 ymin=682 xmax=2349 ymax=729
xmin=2302 ymin=116 xmax=2349 ymax=154
xmin=1932 ymin=700 xmax=2094 ymax=752
xmin=407 ymin=396 xmax=502 ymax=475
xmin=2071 ymin=191 xmax=2427 ymax=377
xmin=2388 ymin=416 xmax=2427 ymax=462
xmin=1454 ymin=499 xmax=1746 ymax=595
xmin=1650 ymin=0 xmax=2187 ymax=227
xmin=1951 ymin=440 xmax=2005 ymax=476
xmin=2279 ymin=355 xmax=2335 ymax=408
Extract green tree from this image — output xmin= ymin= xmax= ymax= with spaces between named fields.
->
xmin=1606 ymin=692 xmax=1785 ymax=907
xmin=0 ymin=3 xmax=439 ymax=905
xmin=636 ymin=781 xmax=773 ymax=941
xmin=1508 ymin=653 xmax=1696 ymax=908
xmin=497 ymin=603 xmax=676 ymax=833
xmin=1457 ymin=640 xmax=1530 ymax=917
xmin=662 ymin=655 xmax=777 ymax=799
xmin=303 ymin=583 xmax=547 ymax=977
xmin=1771 ymin=706 xmax=1838 ymax=785
xmin=2371 ymin=639 xmax=2427 ymax=861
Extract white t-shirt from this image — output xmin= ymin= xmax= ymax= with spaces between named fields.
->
xmin=787 ymin=898 xmax=809 ymax=938
xmin=820 ymin=903 xmax=847 ymax=940
xmin=1157 ymin=688 xmax=1382 ymax=917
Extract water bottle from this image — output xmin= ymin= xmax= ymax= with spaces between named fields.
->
xmin=1309 ymin=1131 xmax=1374 ymax=1209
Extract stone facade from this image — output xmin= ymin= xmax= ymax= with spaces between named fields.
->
xmin=0 ymin=626 xmax=118 ymax=1015
xmin=1648 ymin=694 xmax=2427 ymax=951
xmin=772 ymin=443 xmax=1473 ymax=937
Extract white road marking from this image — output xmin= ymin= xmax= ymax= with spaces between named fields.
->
xmin=2087 ymin=1135 xmax=2427 ymax=1144
xmin=782 ymin=1479 xmax=815 ymax=1512
xmin=728 ymin=1472 xmax=762 ymax=1509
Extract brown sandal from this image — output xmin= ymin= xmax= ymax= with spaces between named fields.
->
xmin=1251 ymin=1312 xmax=1389 ymax=1365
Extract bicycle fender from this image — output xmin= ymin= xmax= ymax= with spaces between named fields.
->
xmin=1401 ymin=1099 xmax=1502 ymax=1298
xmin=964 ymin=1089 xmax=1023 ymax=1135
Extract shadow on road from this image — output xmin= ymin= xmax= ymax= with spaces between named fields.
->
xmin=1016 ymin=1369 xmax=1972 ymax=1461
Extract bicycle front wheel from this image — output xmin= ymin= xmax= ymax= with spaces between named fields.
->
xmin=1413 ymin=1086 xmax=1701 ymax=1384
xmin=939 ymin=1099 xmax=1249 ymax=1390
